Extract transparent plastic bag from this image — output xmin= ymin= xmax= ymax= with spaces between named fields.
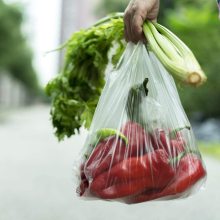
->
xmin=75 ymin=42 xmax=207 ymax=204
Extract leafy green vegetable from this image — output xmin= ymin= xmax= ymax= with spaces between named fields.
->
xmin=45 ymin=17 xmax=124 ymax=140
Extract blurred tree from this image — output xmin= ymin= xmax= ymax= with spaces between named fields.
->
xmin=175 ymin=0 xmax=207 ymax=7
xmin=165 ymin=2 xmax=220 ymax=118
xmin=0 ymin=0 xmax=40 ymax=96
xmin=96 ymin=0 xmax=128 ymax=16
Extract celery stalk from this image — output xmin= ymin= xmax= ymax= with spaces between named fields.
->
xmin=146 ymin=22 xmax=182 ymax=63
xmin=143 ymin=23 xmax=193 ymax=83
xmin=152 ymin=22 xmax=207 ymax=86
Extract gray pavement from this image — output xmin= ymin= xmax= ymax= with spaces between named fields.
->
xmin=0 ymin=105 xmax=219 ymax=220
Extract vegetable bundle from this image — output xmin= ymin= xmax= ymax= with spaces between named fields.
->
xmin=46 ymin=13 xmax=206 ymax=140
xmin=76 ymin=43 xmax=206 ymax=203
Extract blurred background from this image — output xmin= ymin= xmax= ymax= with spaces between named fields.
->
xmin=0 ymin=0 xmax=220 ymax=219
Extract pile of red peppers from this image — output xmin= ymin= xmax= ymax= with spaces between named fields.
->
xmin=77 ymin=121 xmax=206 ymax=204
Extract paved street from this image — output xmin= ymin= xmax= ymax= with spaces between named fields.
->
xmin=0 ymin=105 xmax=219 ymax=220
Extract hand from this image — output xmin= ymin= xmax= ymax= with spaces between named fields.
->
xmin=124 ymin=0 xmax=160 ymax=43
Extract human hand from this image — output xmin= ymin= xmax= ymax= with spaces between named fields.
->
xmin=124 ymin=0 xmax=160 ymax=43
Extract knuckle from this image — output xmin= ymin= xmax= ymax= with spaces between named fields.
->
xmin=123 ymin=11 xmax=130 ymax=22
xmin=133 ymin=24 xmax=142 ymax=34
xmin=131 ymin=4 xmax=140 ymax=12
xmin=132 ymin=16 xmax=143 ymax=33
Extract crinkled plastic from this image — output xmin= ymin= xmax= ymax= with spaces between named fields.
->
xmin=75 ymin=42 xmax=207 ymax=204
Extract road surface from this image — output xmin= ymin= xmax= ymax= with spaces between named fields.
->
xmin=0 ymin=105 xmax=219 ymax=220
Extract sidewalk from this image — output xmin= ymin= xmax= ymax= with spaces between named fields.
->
xmin=0 ymin=105 xmax=219 ymax=220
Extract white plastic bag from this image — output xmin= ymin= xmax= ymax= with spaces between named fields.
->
xmin=76 ymin=42 xmax=206 ymax=204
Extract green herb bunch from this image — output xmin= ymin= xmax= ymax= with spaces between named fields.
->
xmin=45 ymin=18 xmax=124 ymax=140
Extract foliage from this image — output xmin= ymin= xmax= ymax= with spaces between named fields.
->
xmin=0 ymin=0 xmax=39 ymax=95
xmin=46 ymin=18 xmax=124 ymax=140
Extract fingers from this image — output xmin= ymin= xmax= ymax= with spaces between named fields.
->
xmin=124 ymin=9 xmax=132 ymax=42
xmin=124 ymin=9 xmax=144 ymax=43
xmin=131 ymin=13 xmax=144 ymax=43
xmin=124 ymin=0 xmax=160 ymax=43
xmin=124 ymin=2 xmax=146 ymax=43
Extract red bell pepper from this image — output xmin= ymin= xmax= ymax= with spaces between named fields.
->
xmin=78 ymin=143 xmax=126 ymax=196
xmin=169 ymin=139 xmax=185 ymax=157
xmin=85 ymin=137 xmax=126 ymax=178
xmin=85 ymin=139 xmax=111 ymax=169
xmin=150 ymin=129 xmax=169 ymax=150
xmin=128 ymin=153 xmax=206 ymax=203
xmin=94 ymin=178 xmax=158 ymax=199
xmin=90 ymin=149 xmax=175 ymax=199
xmin=121 ymin=121 xmax=150 ymax=156
xmin=151 ymin=128 xmax=187 ymax=157
xmin=78 ymin=136 xmax=120 ymax=196
xmin=91 ymin=139 xmax=127 ymax=178
xmin=77 ymin=163 xmax=89 ymax=196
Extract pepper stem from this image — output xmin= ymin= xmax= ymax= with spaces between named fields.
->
xmin=169 ymin=149 xmax=201 ymax=167
xmin=90 ymin=128 xmax=128 ymax=147
xmin=169 ymin=126 xmax=191 ymax=139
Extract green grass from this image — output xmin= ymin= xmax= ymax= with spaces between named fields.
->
xmin=199 ymin=142 xmax=220 ymax=160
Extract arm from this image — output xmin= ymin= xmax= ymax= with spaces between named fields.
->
xmin=124 ymin=0 xmax=160 ymax=43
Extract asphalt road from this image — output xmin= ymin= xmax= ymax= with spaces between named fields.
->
xmin=0 ymin=105 xmax=219 ymax=220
